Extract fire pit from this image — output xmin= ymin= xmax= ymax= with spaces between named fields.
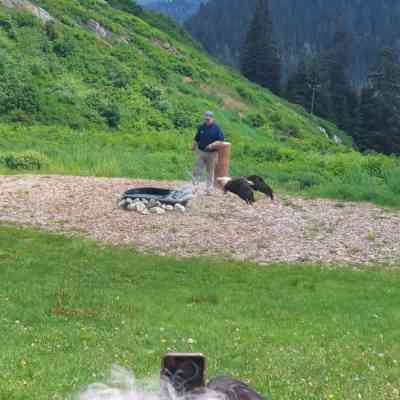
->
xmin=121 ymin=187 xmax=194 ymax=206
xmin=118 ymin=186 xmax=194 ymax=215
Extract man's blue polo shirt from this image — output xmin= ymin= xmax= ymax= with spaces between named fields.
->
xmin=194 ymin=123 xmax=224 ymax=151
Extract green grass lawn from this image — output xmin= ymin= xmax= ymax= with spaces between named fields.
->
xmin=1 ymin=224 xmax=400 ymax=400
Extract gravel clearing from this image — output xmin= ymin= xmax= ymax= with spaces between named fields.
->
xmin=1 ymin=175 xmax=400 ymax=265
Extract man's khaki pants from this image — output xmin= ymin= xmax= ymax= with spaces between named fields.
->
xmin=192 ymin=149 xmax=218 ymax=190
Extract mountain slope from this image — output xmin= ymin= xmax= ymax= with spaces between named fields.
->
xmin=186 ymin=0 xmax=400 ymax=83
xmin=0 ymin=0 xmax=399 ymax=206
xmin=137 ymin=0 xmax=205 ymax=22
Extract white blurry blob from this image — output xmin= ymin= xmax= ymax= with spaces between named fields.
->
xmin=78 ymin=365 xmax=160 ymax=400
xmin=77 ymin=365 xmax=225 ymax=400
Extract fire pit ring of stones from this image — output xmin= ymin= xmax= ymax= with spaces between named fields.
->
xmin=118 ymin=186 xmax=194 ymax=215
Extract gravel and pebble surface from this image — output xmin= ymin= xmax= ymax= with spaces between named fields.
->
xmin=1 ymin=175 xmax=400 ymax=265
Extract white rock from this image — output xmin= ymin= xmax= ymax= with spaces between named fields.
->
xmin=164 ymin=205 xmax=174 ymax=211
xmin=126 ymin=198 xmax=133 ymax=204
xmin=150 ymin=207 xmax=166 ymax=215
xmin=174 ymin=204 xmax=186 ymax=213
xmin=127 ymin=201 xmax=146 ymax=213
xmin=135 ymin=202 xmax=147 ymax=213
xmin=333 ymin=135 xmax=343 ymax=144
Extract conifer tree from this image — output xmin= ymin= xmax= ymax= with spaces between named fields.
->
xmin=325 ymin=19 xmax=354 ymax=131
xmin=357 ymin=86 xmax=383 ymax=151
xmin=358 ymin=48 xmax=400 ymax=154
xmin=240 ymin=0 xmax=281 ymax=94
xmin=286 ymin=60 xmax=309 ymax=106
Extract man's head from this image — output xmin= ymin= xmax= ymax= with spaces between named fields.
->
xmin=204 ymin=111 xmax=214 ymax=126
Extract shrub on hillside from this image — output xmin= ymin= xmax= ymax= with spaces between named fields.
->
xmin=173 ymin=109 xmax=194 ymax=129
xmin=152 ymin=64 xmax=169 ymax=83
xmin=45 ymin=20 xmax=61 ymax=41
xmin=100 ymin=104 xmax=121 ymax=129
xmin=4 ymin=151 xmax=48 ymax=170
xmin=142 ymin=84 xmax=163 ymax=102
xmin=106 ymin=62 xmax=132 ymax=88
xmin=53 ymin=33 xmax=77 ymax=57
xmin=0 ymin=12 xmax=13 ymax=32
xmin=172 ymin=62 xmax=193 ymax=77
xmin=85 ymin=93 xmax=121 ymax=129
xmin=244 ymin=112 xmax=267 ymax=128
xmin=361 ymin=154 xmax=397 ymax=178
xmin=0 ymin=71 xmax=40 ymax=116
xmin=236 ymin=86 xmax=256 ymax=103
xmin=324 ymin=154 xmax=360 ymax=177
xmin=384 ymin=167 xmax=400 ymax=194
xmin=295 ymin=172 xmax=324 ymax=190
xmin=12 ymin=11 xmax=38 ymax=28
xmin=238 ymin=143 xmax=299 ymax=162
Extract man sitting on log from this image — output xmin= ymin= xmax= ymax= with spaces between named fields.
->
xmin=192 ymin=111 xmax=225 ymax=193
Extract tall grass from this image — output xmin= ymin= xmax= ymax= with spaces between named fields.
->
xmin=2 ymin=139 xmax=400 ymax=208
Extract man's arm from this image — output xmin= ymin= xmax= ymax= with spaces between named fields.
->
xmin=193 ymin=126 xmax=201 ymax=151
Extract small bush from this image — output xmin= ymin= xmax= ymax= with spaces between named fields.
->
xmin=0 ymin=73 xmax=40 ymax=115
xmin=362 ymin=154 xmax=395 ymax=178
xmin=173 ymin=62 xmax=193 ymax=77
xmin=244 ymin=112 xmax=267 ymax=128
xmin=142 ymin=84 xmax=163 ymax=102
xmin=270 ymin=113 xmax=282 ymax=124
xmin=152 ymin=64 xmax=169 ymax=83
xmin=53 ymin=34 xmax=76 ymax=57
xmin=236 ymin=86 xmax=256 ymax=103
xmin=45 ymin=20 xmax=61 ymax=41
xmin=295 ymin=173 xmax=324 ymax=190
xmin=0 ymin=13 xmax=13 ymax=32
xmin=13 ymin=11 xmax=38 ymax=28
xmin=106 ymin=63 xmax=132 ymax=88
xmin=384 ymin=167 xmax=400 ymax=194
xmin=100 ymin=105 xmax=121 ymax=129
xmin=4 ymin=151 xmax=48 ymax=170
xmin=173 ymin=109 xmax=193 ymax=129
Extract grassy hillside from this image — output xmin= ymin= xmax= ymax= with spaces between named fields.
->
xmin=0 ymin=0 xmax=399 ymax=206
xmin=1 ymin=224 xmax=400 ymax=400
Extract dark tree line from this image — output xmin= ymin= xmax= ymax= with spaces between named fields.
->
xmin=286 ymin=23 xmax=400 ymax=155
xmin=187 ymin=0 xmax=400 ymax=84
xmin=240 ymin=0 xmax=281 ymax=95
xmin=356 ymin=49 xmax=400 ymax=154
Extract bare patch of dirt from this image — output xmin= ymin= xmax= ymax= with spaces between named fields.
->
xmin=220 ymin=94 xmax=248 ymax=112
xmin=1 ymin=175 xmax=400 ymax=265
xmin=199 ymin=85 xmax=248 ymax=112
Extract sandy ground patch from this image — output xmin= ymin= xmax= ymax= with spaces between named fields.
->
xmin=1 ymin=175 xmax=400 ymax=265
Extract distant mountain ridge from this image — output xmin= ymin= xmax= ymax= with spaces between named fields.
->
xmin=137 ymin=0 xmax=205 ymax=22
xmin=186 ymin=0 xmax=400 ymax=83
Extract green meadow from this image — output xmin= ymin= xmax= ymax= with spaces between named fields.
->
xmin=1 ymin=225 xmax=400 ymax=400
